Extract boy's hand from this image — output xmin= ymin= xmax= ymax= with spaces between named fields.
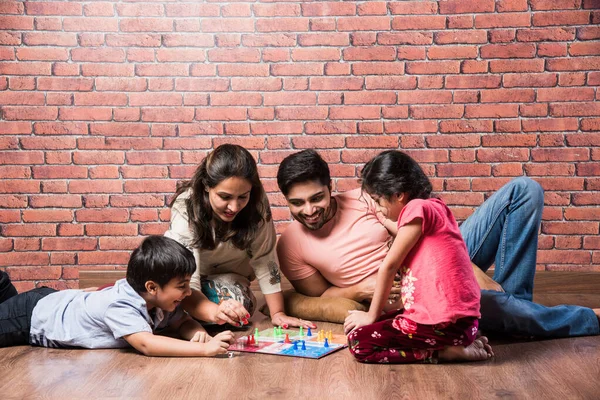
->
xmin=344 ymin=310 xmax=376 ymax=334
xmin=214 ymin=299 xmax=250 ymax=327
xmin=202 ymin=331 xmax=235 ymax=356
xmin=189 ymin=331 xmax=210 ymax=343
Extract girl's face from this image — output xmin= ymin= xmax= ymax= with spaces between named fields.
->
xmin=371 ymin=193 xmax=406 ymax=222
xmin=207 ymin=176 xmax=253 ymax=222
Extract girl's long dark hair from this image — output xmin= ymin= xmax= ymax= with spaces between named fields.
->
xmin=360 ymin=150 xmax=432 ymax=201
xmin=169 ymin=144 xmax=269 ymax=251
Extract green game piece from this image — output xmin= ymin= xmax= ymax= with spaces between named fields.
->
xmin=254 ymin=328 xmax=259 ymax=337
xmin=299 ymin=326 xmax=304 ymax=336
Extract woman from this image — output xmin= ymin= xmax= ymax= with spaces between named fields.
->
xmin=165 ymin=144 xmax=314 ymax=329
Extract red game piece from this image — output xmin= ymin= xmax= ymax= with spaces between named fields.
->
xmin=284 ymin=333 xmax=291 ymax=343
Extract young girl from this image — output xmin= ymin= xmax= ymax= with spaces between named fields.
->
xmin=166 ymin=144 xmax=315 ymax=330
xmin=344 ymin=150 xmax=493 ymax=363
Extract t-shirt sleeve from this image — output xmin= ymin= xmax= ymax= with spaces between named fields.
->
xmin=248 ymin=217 xmax=282 ymax=295
xmin=276 ymin=228 xmax=318 ymax=282
xmin=397 ymin=199 xmax=434 ymax=235
xmin=164 ymin=191 xmax=202 ymax=291
xmin=104 ymin=302 xmax=152 ymax=339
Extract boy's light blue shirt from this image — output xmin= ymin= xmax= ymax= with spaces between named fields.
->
xmin=29 ymin=279 xmax=185 ymax=349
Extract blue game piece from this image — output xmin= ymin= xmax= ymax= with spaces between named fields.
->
xmin=324 ymin=338 xmax=329 ymax=348
xmin=301 ymin=340 xmax=306 ymax=350
xmin=293 ymin=341 xmax=298 ymax=350
xmin=307 ymin=327 xmax=312 ymax=336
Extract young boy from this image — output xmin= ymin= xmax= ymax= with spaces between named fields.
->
xmin=0 ymin=235 xmax=234 ymax=357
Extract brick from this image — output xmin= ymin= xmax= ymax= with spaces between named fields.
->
xmin=521 ymin=104 xmax=549 ymax=117
xmin=475 ymin=13 xmax=531 ymax=28
xmin=3 ymin=106 xmax=58 ymax=121
xmin=69 ymin=180 xmax=122 ymax=194
xmin=31 ymin=166 xmax=87 ymax=179
xmin=483 ymin=134 xmax=537 ymax=147
xmin=481 ymin=43 xmax=536 ymax=59
xmin=398 ymin=90 xmax=453 ymax=104
xmin=58 ymin=107 xmax=112 ymax=121
xmin=250 ymin=122 xmax=303 ymax=135
xmin=21 ymin=209 xmax=72 ymax=223
xmin=530 ymin=0 xmax=582 ymax=10
xmin=439 ymin=0 xmax=494 ymax=13
xmin=328 ymin=106 xmax=380 ymax=120
xmin=525 ymin=163 xmax=576 ymax=176
xmin=8 ymin=77 xmax=35 ymax=91
xmin=230 ymin=78 xmax=282 ymax=92
xmin=523 ymin=118 xmax=579 ymax=131
xmin=497 ymin=0 xmax=529 ymax=12
xmin=75 ymin=209 xmax=129 ymax=223
xmin=410 ymin=105 xmax=464 ymax=119
xmin=141 ymin=108 xmax=195 ymax=122
xmin=0 ymin=196 xmax=25 ymax=209
xmin=64 ymin=17 xmax=117 ymax=32
xmin=533 ymin=11 xmax=590 ymax=26
xmin=0 ymin=92 xmax=45 ymax=105
xmin=448 ymin=15 xmax=474 ymax=29
xmin=434 ymin=30 xmax=487 ymax=44
xmin=538 ymin=43 xmax=568 ymax=57
xmin=344 ymin=92 xmax=396 ymax=105
xmin=124 ymin=180 xmax=176 ymax=193
xmin=480 ymin=89 xmax=535 ymax=103
xmin=504 ymin=73 xmax=558 ymax=87
xmin=0 ymin=166 xmax=30 ymax=179
xmin=441 ymin=120 xmax=493 ymax=133
xmin=578 ymin=26 xmax=600 ymax=40
xmin=391 ymin=16 xmax=445 ymax=30
xmin=532 ymin=148 xmax=589 ymax=161
xmin=559 ymin=72 xmax=587 ymax=86
xmin=476 ymin=148 xmax=530 ymax=162
xmin=275 ymin=106 xmax=328 ymax=121
xmin=256 ymin=18 xmax=308 ymax=33
xmin=490 ymin=59 xmax=546 ymax=73
xmin=385 ymin=120 xmax=438 ymax=133
xmin=428 ymin=45 xmax=478 ymax=59
xmin=0 ymin=62 xmax=51 ymax=76
xmin=78 ymin=251 xmax=131 ymax=265
xmin=427 ymin=135 xmax=481 ymax=149
xmin=378 ymin=32 xmax=433 ymax=45
xmin=489 ymin=29 xmax=516 ymax=43
xmin=446 ymin=75 xmax=501 ymax=89
xmin=195 ymin=107 xmax=246 ymax=121
xmin=543 ymin=222 xmax=597 ymax=235
xmin=537 ymin=88 xmax=595 ymax=102
xmin=517 ymin=27 xmax=576 ymax=42
xmin=25 ymin=2 xmax=81 ymax=15
xmin=346 ymin=136 xmax=398 ymax=148
xmin=99 ymin=237 xmax=144 ymax=250
xmin=406 ymin=61 xmax=460 ymax=74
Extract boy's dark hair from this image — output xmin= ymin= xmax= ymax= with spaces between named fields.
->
xmin=126 ymin=236 xmax=196 ymax=293
xmin=360 ymin=150 xmax=432 ymax=202
xmin=277 ymin=149 xmax=331 ymax=196
xmin=169 ymin=144 xmax=269 ymax=251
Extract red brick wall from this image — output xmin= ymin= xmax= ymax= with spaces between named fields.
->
xmin=1 ymin=1 xmax=599 ymax=290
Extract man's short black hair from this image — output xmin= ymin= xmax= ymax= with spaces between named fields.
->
xmin=277 ymin=149 xmax=331 ymax=196
xmin=126 ymin=235 xmax=196 ymax=293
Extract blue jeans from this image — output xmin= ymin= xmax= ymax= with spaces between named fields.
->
xmin=0 ymin=271 xmax=57 ymax=347
xmin=460 ymin=177 xmax=599 ymax=337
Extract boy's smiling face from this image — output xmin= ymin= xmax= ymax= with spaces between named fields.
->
xmin=146 ymin=275 xmax=192 ymax=312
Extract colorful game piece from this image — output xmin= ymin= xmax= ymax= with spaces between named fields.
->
xmin=248 ymin=335 xmax=254 ymax=345
xmin=327 ymin=331 xmax=333 ymax=341
xmin=293 ymin=341 xmax=298 ymax=350
xmin=301 ymin=340 xmax=306 ymax=350
xmin=255 ymin=328 xmax=259 ymax=337
xmin=307 ymin=327 xmax=312 ymax=336
xmin=299 ymin=326 xmax=304 ymax=336
xmin=284 ymin=333 xmax=291 ymax=343
xmin=324 ymin=338 xmax=329 ymax=348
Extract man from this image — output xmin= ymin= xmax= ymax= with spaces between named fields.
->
xmin=276 ymin=149 xmax=600 ymax=337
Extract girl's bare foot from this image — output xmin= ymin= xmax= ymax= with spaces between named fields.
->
xmin=438 ymin=336 xmax=494 ymax=362
xmin=593 ymin=309 xmax=600 ymax=322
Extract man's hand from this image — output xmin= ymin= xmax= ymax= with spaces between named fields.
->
xmin=357 ymin=273 xmax=402 ymax=302
xmin=472 ymin=263 xmax=504 ymax=292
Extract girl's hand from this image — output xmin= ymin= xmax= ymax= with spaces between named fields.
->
xmin=214 ymin=299 xmax=250 ymax=327
xmin=344 ymin=310 xmax=376 ymax=334
xmin=271 ymin=311 xmax=316 ymax=329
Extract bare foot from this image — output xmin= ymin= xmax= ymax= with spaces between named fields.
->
xmin=593 ymin=309 xmax=600 ymax=321
xmin=438 ymin=336 xmax=494 ymax=362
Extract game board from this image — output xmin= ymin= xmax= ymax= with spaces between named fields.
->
xmin=229 ymin=327 xmax=347 ymax=359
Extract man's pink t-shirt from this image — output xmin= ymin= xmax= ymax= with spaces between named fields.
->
xmin=397 ymin=198 xmax=480 ymax=325
xmin=277 ymin=189 xmax=390 ymax=288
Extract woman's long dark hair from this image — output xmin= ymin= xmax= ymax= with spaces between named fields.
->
xmin=360 ymin=150 xmax=432 ymax=201
xmin=169 ymin=144 xmax=269 ymax=251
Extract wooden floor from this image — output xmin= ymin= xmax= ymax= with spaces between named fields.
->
xmin=1 ymin=293 xmax=599 ymax=400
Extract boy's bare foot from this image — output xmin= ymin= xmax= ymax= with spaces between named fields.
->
xmin=593 ymin=309 xmax=600 ymax=322
xmin=438 ymin=336 xmax=494 ymax=362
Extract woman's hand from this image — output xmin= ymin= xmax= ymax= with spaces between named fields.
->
xmin=344 ymin=310 xmax=376 ymax=334
xmin=213 ymin=299 xmax=250 ymax=327
xmin=271 ymin=311 xmax=316 ymax=329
